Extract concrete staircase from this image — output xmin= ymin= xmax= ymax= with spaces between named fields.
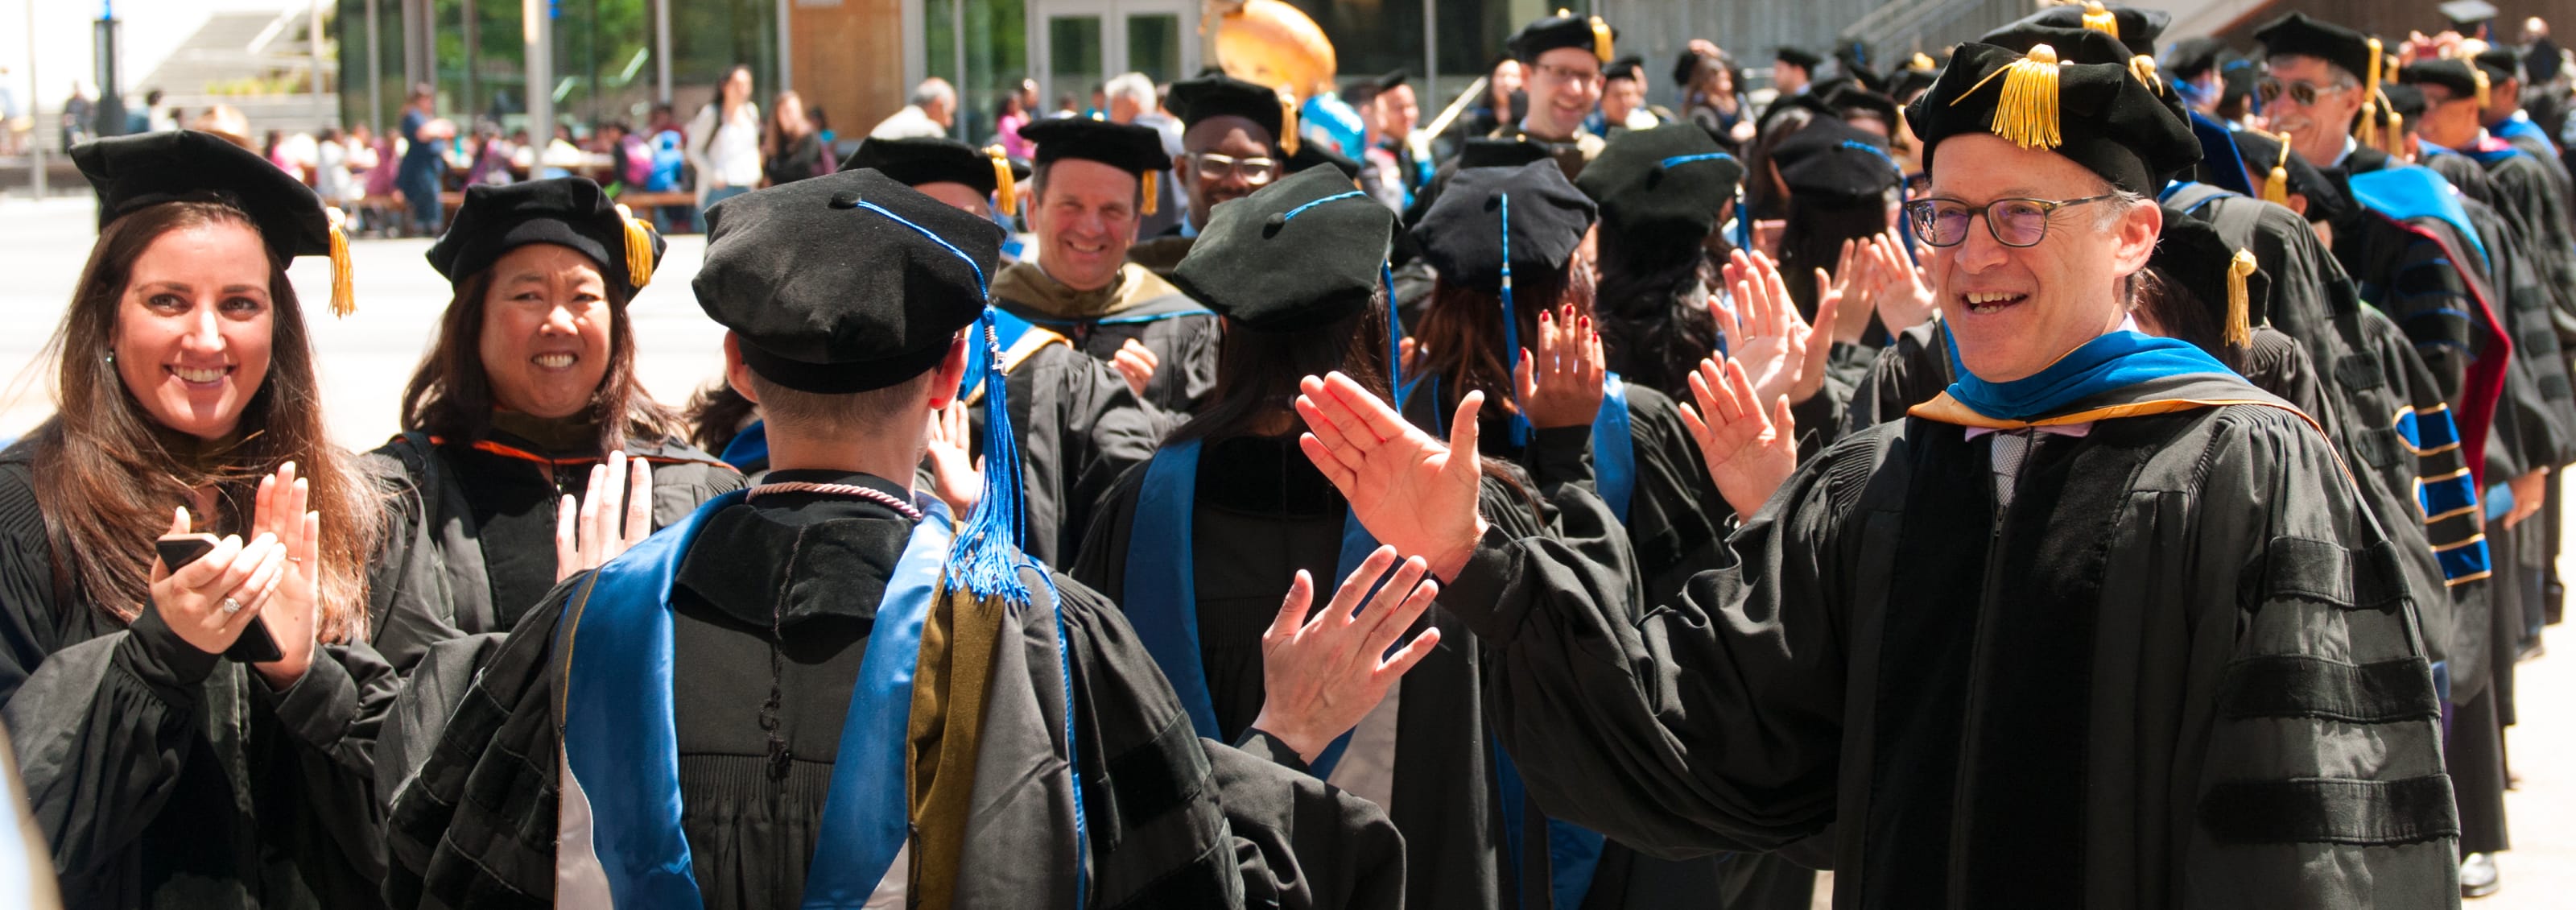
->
xmin=138 ymin=7 xmax=339 ymax=136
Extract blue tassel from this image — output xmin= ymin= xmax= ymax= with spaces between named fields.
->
xmin=952 ymin=307 xmax=1032 ymax=605
xmin=1499 ymin=193 xmax=1530 ymax=447
xmin=1383 ymin=262 xmax=1406 ymax=409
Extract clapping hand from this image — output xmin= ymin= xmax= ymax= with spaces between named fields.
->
xmin=1677 ymin=357 xmax=1800 ymax=519
xmin=1297 ymin=373 xmax=1489 ymax=580
xmin=1249 ymin=548 xmax=1445 ymax=763
xmin=1112 ymin=338 xmax=1159 ymax=399
xmin=1514 ymin=304 xmax=1606 ymax=429
xmin=1717 ymin=249 xmax=1836 ymax=411
xmin=555 ymin=450 xmax=654 ymax=582
xmin=924 ymin=399 xmax=983 ymax=516
xmin=1860 ymin=231 xmax=1937 ymax=332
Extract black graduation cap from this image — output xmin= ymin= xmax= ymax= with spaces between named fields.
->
xmin=1171 ymin=166 xmax=1394 ymax=333
xmin=1835 ymin=47 xmax=1889 ymax=94
xmin=2225 ymin=128 xmax=2349 ymax=224
xmin=2442 ymin=1 xmax=2500 ymax=30
xmin=1907 ymin=42 xmax=2200 ymax=195
xmin=2473 ymin=46 xmax=2524 ymax=85
xmin=2151 ymin=206 xmax=2268 ymax=347
xmin=1674 ymin=47 xmax=1720 ymax=89
xmin=1826 ymin=85 xmax=1902 ymax=129
xmin=1770 ymin=118 xmax=1903 ymax=202
xmin=843 ymin=137 xmax=1030 ymax=213
xmin=2252 ymin=13 xmax=2381 ymax=89
xmin=1459 ymin=138 xmax=1554 ymax=170
xmin=1979 ymin=21 xmax=2142 ymax=67
xmin=1373 ymin=69 xmax=1410 ymax=93
xmin=1604 ymin=56 xmax=1645 ymax=82
xmin=2164 ymin=37 xmax=2230 ymax=80
xmin=74 ymin=129 xmax=357 ymax=316
xmin=1168 ymin=73 xmax=1294 ymax=154
xmin=2015 ymin=2 xmax=2170 ymax=59
xmin=1508 ymin=9 xmax=1616 ymax=64
xmin=2400 ymin=58 xmax=2488 ymax=107
xmin=1020 ymin=117 xmax=1170 ymax=214
xmin=693 ymin=168 xmax=1002 ymax=394
xmin=428 ymin=177 xmax=665 ymax=298
xmin=1888 ymin=52 xmax=1942 ymax=102
xmin=1777 ymin=46 xmax=1824 ymax=70
xmin=1575 ymin=123 xmax=1741 ymax=272
xmin=1411 ymin=158 xmax=1597 ymax=295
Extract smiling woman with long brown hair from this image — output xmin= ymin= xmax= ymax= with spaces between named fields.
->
xmin=365 ymin=177 xmax=740 ymax=676
xmin=0 ymin=129 xmax=399 ymax=908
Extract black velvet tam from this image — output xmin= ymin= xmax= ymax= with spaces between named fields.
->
xmin=2252 ymin=12 xmax=2380 ymax=85
xmin=1410 ymin=158 xmax=1598 ymax=293
xmin=843 ymin=136 xmax=1026 ymax=197
xmin=1170 ymin=74 xmax=1289 ymax=144
xmin=2012 ymin=2 xmax=2170 ymax=58
xmin=1021 ymin=118 xmax=1170 ymax=177
xmin=1577 ymin=123 xmax=1740 ymax=269
xmin=1908 ymin=42 xmax=2201 ymax=196
xmin=76 ymin=129 xmax=332 ymax=261
xmin=1509 ymin=10 xmax=1616 ymax=64
xmin=427 ymin=177 xmax=663 ymax=296
xmin=1171 ymin=166 xmax=1394 ymax=333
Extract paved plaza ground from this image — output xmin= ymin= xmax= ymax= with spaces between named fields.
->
xmin=3 ymin=192 xmax=2573 ymax=904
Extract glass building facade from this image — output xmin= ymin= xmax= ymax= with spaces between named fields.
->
xmin=338 ymin=0 xmax=779 ymax=134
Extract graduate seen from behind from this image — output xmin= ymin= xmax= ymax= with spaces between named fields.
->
xmin=1298 ymin=41 xmax=2464 ymax=907
xmin=994 ymin=118 xmax=1220 ymax=412
xmin=384 ymin=168 xmax=1417 ymax=910
xmin=0 ymin=130 xmax=400 ymax=908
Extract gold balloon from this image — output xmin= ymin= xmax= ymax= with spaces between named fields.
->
xmin=1208 ymin=0 xmax=1339 ymax=100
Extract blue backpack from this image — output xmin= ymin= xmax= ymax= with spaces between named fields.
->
xmin=647 ymin=130 xmax=687 ymax=192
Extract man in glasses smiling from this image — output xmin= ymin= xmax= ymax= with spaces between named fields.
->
xmin=1292 ymin=37 xmax=2464 ymax=907
xmin=1127 ymin=73 xmax=1289 ymax=279
xmin=1491 ymin=9 xmax=1615 ymax=176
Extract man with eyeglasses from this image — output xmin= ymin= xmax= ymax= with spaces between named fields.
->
xmin=1293 ymin=39 xmax=2463 ymax=906
xmin=1125 ymin=74 xmax=1290 ymax=280
xmin=1488 ymin=10 xmax=1614 ymax=177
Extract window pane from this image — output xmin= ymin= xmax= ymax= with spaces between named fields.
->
xmin=1126 ymin=14 xmax=1180 ymax=85
xmin=1048 ymin=15 xmax=1102 ymax=118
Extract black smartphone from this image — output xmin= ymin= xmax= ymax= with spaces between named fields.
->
xmin=155 ymin=533 xmax=286 ymax=664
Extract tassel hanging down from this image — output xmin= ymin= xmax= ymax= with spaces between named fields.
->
xmin=614 ymin=204 xmax=657 ymax=290
xmin=1141 ymin=172 xmax=1159 ymax=215
xmin=1589 ymin=15 xmax=1614 ymax=62
xmin=2226 ymin=249 xmax=2257 ymax=347
xmin=1278 ymin=93 xmax=1302 ymax=157
xmin=987 ymin=146 xmax=1019 ymax=217
xmin=2357 ymin=38 xmax=2385 ymax=148
xmin=2262 ymin=132 xmax=2293 ymax=205
xmin=2472 ymin=67 xmax=2492 ymax=108
xmin=325 ymin=207 xmax=355 ymax=317
xmin=2128 ymin=55 xmax=2163 ymax=94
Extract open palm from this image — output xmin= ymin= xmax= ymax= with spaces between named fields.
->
xmin=1295 ymin=372 xmax=1490 ymax=580
xmin=1677 ymin=357 xmax=1799 ymax=519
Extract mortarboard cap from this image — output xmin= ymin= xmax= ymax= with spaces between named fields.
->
xmin=694 ymin=169 xmax=1002 ymax=394
xmin=1285 ymin=141 xmax=1364 ymax=179
xmin=2225 ymin=129 xmax=2349 ymax=223
xmin=428 ymin=177 xmax=664 ymax=298
xmin=1412 ymin=158 xmax=1597 ymax=295
xmin=2252 ymin=13 xmax=2382 ymax=89
xmin=1373 ymin=69 xmax=1411 ymax=93
xmin=1509 ymin=9 xmax=1616 ymax=64
xmin=1777 ymin=46 xmax=1824 ymax=69
xmin=1827 ymin=85 xmax=1903 ymax=128
xmin=2150 ymin=207 xmax=2268 ymax=348
xmin=75 ymin=129 xmax=358 ymax=316
xmin=1022 ymin=117 xmax=1171 ymax=213
xmin=1171 ymin=166 xmax=1394 ymax=333
xmin=2164 ymin=37 xmax=2230 ymax=80
xmin=1169 ymin=73 xmax=1294 ymax=154
xmin=1604 ymin=56 xmax=1645 ymax=82
xmin=844 ymin=137 xmax=1030 ymax=214
xmin=2441 ymin=1 xmax=2500 ymax=29
xmin=1770 ymin=118 xmax=1903 ymax=201
xmin=2473 ymin=45 xmax=2524 ymax=85
xmin=2401 ymin=58 xmax=2489 ymax=107
xmin=1907 ymin=41 xmax=2201 ymax=195
xmin=1575 ymin=123 xmax=1741 ymax=272
xmin=1889 ymin=52 xmax=1942 ymax=102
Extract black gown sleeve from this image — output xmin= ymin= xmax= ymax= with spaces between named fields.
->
xmin=1427 ymin=432 xmax=1872 ymax=857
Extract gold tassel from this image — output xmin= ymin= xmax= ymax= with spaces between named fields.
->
xmin=2472 ymin=66 xmax=2491 ymax=108
xmin=1912 ymin=52 xmax=1935 ymax=72
xmin=614 ymin=203 xmax=657 ymax=290
xmin=987 ymin=146 xmax=1018 ymax=217
xmin=1590 ymin=15 xmax=1613 ymax=63
xmin=1959 ymin=43 xmax=2063 ymax=151
xmin=1278 ymin=91 xmax=1301 ymax=156
xmin=2129 ymin=55 xmax=2162 ymax=93
xmin=2262 ymin=131 xmax=2292 ymax=205
xmin=325 ymin=207 xmax=355 ymax=318
xmin=2385 ymin=110 xmax=2408 ymax=155
xmin=1141 ymin=172 xmax=1158 ymax=215
xmin=2357 ymin=38 xmax=2384 ymax=147
xmin=2226 ymin=248 xmax=2256 ymax=346
xmin=2081 ymin=2 xmax=2117 ymax=39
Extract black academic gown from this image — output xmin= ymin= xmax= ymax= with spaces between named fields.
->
xmin=0 ymin=442 xmax=401 ymax=909
xmin=381 ymin=470 xmax=1404 ymax=910
xmin=991 ymin=261 xmax=1223 ymax=413
xmin=964 ymin=338 xmax=1170 ymax=569
xmin=1077 ymin=435 xmax=1567 ymax=910
xmin=1437 ymin=371 xmax=2462 ymax=908
xmin=361 ymin=420 xmax=745 ymax=678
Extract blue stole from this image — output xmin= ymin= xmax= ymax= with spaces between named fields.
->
xmin=2346 ymin=164 xmax=2490 ymax=271
xmin=1934 ymin=329 xmax=2237 ymax=422
xmin=717 ymin=420 xmax=768 ymax=473
xmin=1397 ymin=373 xmax=1639 ymax=522
xmin=1121 ymin=438 xmax=1606 ymax=906
xmin=557 ymin=490 xmax=954 ymax=908
xmin=2495 ymin=114 xmax=2557 ymax=154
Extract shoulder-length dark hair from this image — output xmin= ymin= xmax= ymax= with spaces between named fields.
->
xmin=1168 ymin=289 xmax=1393 ymax=446
xmin=398 ymin=259 xmax=680 ymax=454
xmin=1593 ymin=245 xmax=1720 ymax=400
xmin=1778 ymin=191 xmax=1893 ymax=318
xmin=33 ymin=201 xmax=382 ymax=641
xmin=1414 ymin=261 xmax=1595 ymax=413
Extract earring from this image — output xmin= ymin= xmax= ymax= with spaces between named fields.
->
xmin=102 ymin=350 xmax=115 ymax=364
